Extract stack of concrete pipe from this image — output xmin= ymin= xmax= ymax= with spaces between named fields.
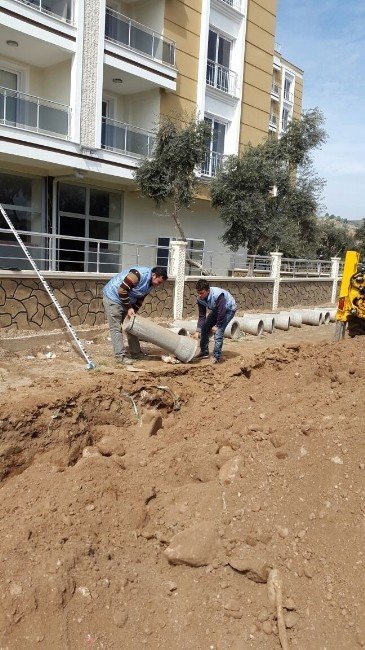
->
xmin=172 ymin=319 xmax=242 ymax=340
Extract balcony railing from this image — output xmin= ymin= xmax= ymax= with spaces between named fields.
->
xmin=269 ymin=114 xmax=277 ymax=128
xmin=206 ymin=60 xmax=238 ymax=96
xmin=105 ymin=7 xmax=176 ymax=67
xmin=0 ymin=87 xmax=71 ymax=139
xmin=283 ymin=89 xmax=294 ymax=103
xmin=101 ymin=117 xmax=155 ymax=157
xmin=218 ymin=0 xmax=242 ymax=11
xmin=271 ymin=82 xmax=279 ymax=96
xmin=15 ymin=0 xmax=74 ymax=24
xmin=201 ymin=151 xmax=224 ymax=177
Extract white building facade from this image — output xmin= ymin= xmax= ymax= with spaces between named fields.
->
xmin=0 ymin=0 xmax=296 ymax=275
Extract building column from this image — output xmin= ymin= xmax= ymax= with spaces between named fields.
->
xmin=80 ymin=0 xmax=106 ymax=151
xmin=330 ymin=257 xmax=341 ymax=305
xmin=270 ymin=251 xmax=282 ymax=310
xmin=168 ymin=240 xmax=187 ymax=320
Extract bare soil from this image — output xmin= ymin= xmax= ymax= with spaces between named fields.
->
xmin=0 ymin=323 xmax=364 ymax=649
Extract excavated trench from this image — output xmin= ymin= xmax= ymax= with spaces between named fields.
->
xmin=0 ymin=338 xmax=364 ymax=650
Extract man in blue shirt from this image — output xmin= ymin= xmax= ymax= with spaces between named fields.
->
xmin=103 ymin=266 xmax=167 ymax=364
xmin=193 ymin=279 xmax=237 ymax=364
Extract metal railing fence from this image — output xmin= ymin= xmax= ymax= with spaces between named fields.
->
xmin=0 ymin=227 xmax=339 ymax=279
xmin=206 ymin=60 xmax=238 ymax=96
xmin=201 ymin=151 xmax=224 ymax=177
xmin=0 ymin=86 xmax=71 ymax=139
xmin=218 ymin=0 xmax=242 ymax=11
xmin=0 ymin=228 xmax=170 ymax=274
xmin=105 ymin=7 xmax=176 ymax=66
xmin=101 ymin=117 xmax=155 ymax=157
xmin=15 ymin=0 xmax=74 ymax=24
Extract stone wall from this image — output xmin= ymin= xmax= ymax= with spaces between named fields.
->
xmin=278 ymin=280 xmax=333 ymax=309
xmin=182 ymin=279 xmax=274 ymax=318
xmin=0 ymin=274 xmax=175 ymax=331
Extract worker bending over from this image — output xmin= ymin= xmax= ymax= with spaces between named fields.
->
xmin=103 ymin=266 xmax=167 ymax=364
xmin=193 ymin=279 xmax=236 ymax=364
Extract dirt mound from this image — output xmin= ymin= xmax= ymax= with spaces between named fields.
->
xmin=0 ymin=338 xmax=364 ymax=649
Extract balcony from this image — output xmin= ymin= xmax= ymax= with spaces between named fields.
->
xmin=269 ymin=114 xmax=277 ymax=130
xmin=283 ymin=89 xmax=294 ymax=103
xmin=271 ymin=82 xmax=279 ymax=98
xmin=101 ymin=117 xmax=155 ymax=157
xmin=218 ymin=0 xmax=242 ymax=11
xmin=0 ymin=87 xmax=71 ymax=139
xmin=13 ymin=0 xmax=74 ymax=24
xmin=105 ymin=7 xmax=175 ymax=67
xmin=206 ymin=60 xmax=237 ymax=96
xmin=201 ymin=151 xmax=224 ymax=178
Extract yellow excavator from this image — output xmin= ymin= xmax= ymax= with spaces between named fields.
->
xmin=335 ymin=250 xmax=365 ymax=340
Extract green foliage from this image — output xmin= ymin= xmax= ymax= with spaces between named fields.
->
xmin=356 ymin=219 xmax=365 ymax=257
xmin=134 ymin=115 xmax=210 ymax=216
xmin=211 ymin=109 xmax=327 ymax=256
xmin=316 ymin=214 xmax=357 ymax=258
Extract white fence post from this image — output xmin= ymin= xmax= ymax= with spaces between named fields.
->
xmin=168 ymin=240 xmax=187 ymax=320
xmin=330 ymin=257 xmax=341 ymax=304
xmin=270 ymin=251 xmax=282 ymax=310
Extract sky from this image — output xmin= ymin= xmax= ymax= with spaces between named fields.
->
xmin=276 ymin=0 xmax=365 ymax=221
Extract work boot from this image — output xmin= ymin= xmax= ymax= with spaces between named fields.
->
xmin=196 ymin=351 xmax=210 ymax=360
xmin=211 ymin=357 xmax=222 ymax=364
xmin=130 ymin=352 xmax=148 ymax=360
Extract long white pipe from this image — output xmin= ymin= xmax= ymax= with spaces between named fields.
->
xmin=123 ymin=315 xmax=197 ymax=363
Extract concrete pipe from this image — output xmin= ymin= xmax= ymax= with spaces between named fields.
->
xmin=272 ymin=313 xmax=290 ymax=331
xmin=300 ymin=310 xmax=322 ymax=326
xmin=300 ymin=309 xmax=329 ymax=324
xmin=173 ymin=320 xmax=196 ymax=335
xmin=328 ymin=308 xmax=337 ymax=323
xmin=224 ymin=319 xmax=241 ymax=340
xmin=169 ymin=327 xmax=189 ymax=336
xmin=123 ymin=314 xmax=197 ymax=363
xmin=281 ymin=311 xmax=302 ymax=327
xmin=256 ymin=315 xmax=275 ymax=333
xmin=236 ymin=316 xmax=264 ymax=336
xmin=172 ymin=319 xmax=241 ymax=340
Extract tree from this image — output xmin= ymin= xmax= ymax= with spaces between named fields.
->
xmin=356 ymin=219 xmax=365 ymax=258
xmin=210 ymin=108 xmax=327 ymax=256
xmin=316 ymin=214 xmax=357 ymax=258
xmin=134 ymin=115 xmax=211 ymax=271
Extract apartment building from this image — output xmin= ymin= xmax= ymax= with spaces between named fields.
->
xmin=0 ymin=0 xmax=302 ymax=274
xmin=269 ymin=45 xmax=303 ymax=136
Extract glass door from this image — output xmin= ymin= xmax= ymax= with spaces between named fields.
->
xmin=203 ymin=116 xmax=226 ymax=176
xmin=0 ymin=69 xmax=18 ymax=126
xmin=206 ymin=30 xmax=231 ymax=92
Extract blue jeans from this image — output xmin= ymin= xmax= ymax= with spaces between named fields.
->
xmin=200 ymin=309 xmax=235 ymax=360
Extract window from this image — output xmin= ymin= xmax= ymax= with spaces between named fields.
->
xmin=202 ymin=116 xmax=226 ymax=177
xmin=156 ymin=237 xmax=205 ymax=275
xmin=281 ymin=107 xmax=290 ymax=132
xmin=206 ymin=29 xmax=232 ymax=92
xmin=283 ymin=76 xmax=294 ymax=102
xmin=0 ymin=172 xmax=43 ymax=269
xmin=58 ymin=184 xmax=122 ymax=272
